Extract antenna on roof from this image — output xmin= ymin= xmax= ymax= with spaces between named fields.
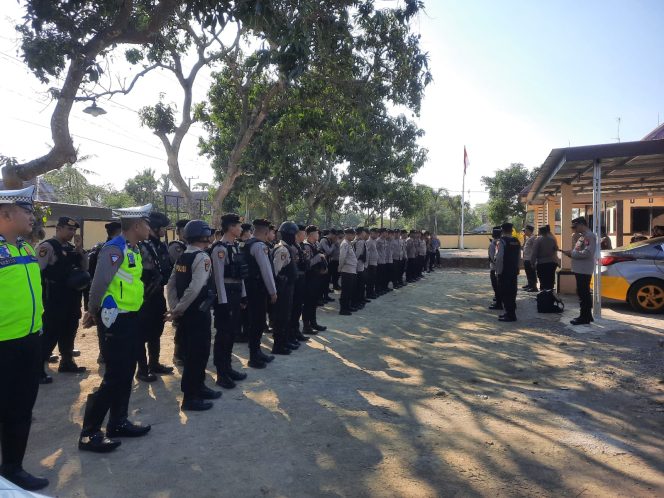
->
xmin=614 ymin=117 xmax=621 ymax=143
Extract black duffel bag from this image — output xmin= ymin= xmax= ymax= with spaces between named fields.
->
xmin=536 ymin=289 xmax=564 ymax=313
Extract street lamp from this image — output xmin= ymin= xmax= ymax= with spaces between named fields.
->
xmin=82 ymin=101 xmax=107 ymax=117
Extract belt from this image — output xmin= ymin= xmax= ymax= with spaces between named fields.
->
xmin=224 ymin=278 xmax=243 ymax=284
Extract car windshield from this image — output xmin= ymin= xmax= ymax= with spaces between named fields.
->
xmin=619 ymin=236 xmax=664 ymax=250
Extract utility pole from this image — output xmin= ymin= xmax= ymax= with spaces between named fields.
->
xmin=186 ymin=176 xmax=199 ymax=190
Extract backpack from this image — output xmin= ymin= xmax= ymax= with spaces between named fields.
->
xmin=536 ymin=290 xmax=564 ymax=313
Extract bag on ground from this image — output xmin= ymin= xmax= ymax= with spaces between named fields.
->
xmin=536 ymin=289 xmax=564 ymax=313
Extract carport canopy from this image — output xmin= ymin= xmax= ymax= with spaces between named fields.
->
xmin=527 ymin=138 xmax=664 ymax=204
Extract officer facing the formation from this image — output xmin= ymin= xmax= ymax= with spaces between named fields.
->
xmin=80 ymin=204 xmax=153 ymax=453
xmin=210 ymin=213 xmax=249 ymax=389
xmin=0 ymin=186 xmax=49 ymax=491
xmin=37 ymin=216 xmax=90 ymax=383
xmin=135 ymin=212 xmax=174 ymax=382
xmin=166 ymin=220 xmax=222 ymax=411
xmin=365 ymin=228 xmax=379 ymax=299
xmin=488 ymin=226 xmax=503 ymax=311
xmin=302 ymin=225 xmax=327 ymax=333
xmin=272 ymin=222 xmax=300 ymax=354
xmin=242 ymin=219 xmax=278 ymax=369
xmin=352 ymin=227 xmax=368 ymax=310
xmin=562 ymin=217 xmax=597 ymax=325
xmin=494 ymin=222 xmax=521 ymax=322
xmin=338 ymin=227 xmax=358 ymax=315
xmin=319 ymin=229 xmax=336 ymax=303
xmin=168 ymin=219 xmax=189 ymax=265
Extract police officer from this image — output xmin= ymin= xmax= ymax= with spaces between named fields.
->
xmin=375 ymin=229 xmax=387 ymax=294
xmin=338 ymin=227 xmax=358 ymax=315
xmin=168 ymin=219 xmax=189 ymax=265
xmin=243 ymin=219 xmax=278 ymax=368
xmin=488 ymin=226 xmax=503 ymax=310
xmin=352 ymin=227 xmax=368 ymax=310
xmin=235 ymin=222 xmax=254 ymax=344
xmin=562 ymin=217 xmax=597 ymax=325
xmin=399 ymin=229 xmax=409 ymax=285
xmin=391 ymin=228 xmax=404 ymax=288
xmin=166 ymin=220 xmax=221 ymax=411
xmin=302 ymin=225 xmax=327 ymax=334
xmin=272 ymin=222 xmax=300 ymax=354
xmin=80 ymin=204 xmax=153 ymax=453
xmin=406 ymin=230 xmax=417 ymax=282
xmin=290 ymin=224 xmax=311 ymax=341
xmin=0 ymin=186 xmax=49 ymax=490
xmin=365 ymin=228 xmax=379 ymax=299
xmin=84 ymin=221 xmax=121 ymax=364
xmin=495 ymin=222 xmax=521 ymax=322
xmin=319 ymin=229 xmax=337 ymax=303
xmin=37 ymin=216 xmax=89 ymax=382
xmin=135 ymin=212 xmax=174 ymax=382
xmin=210 ymin=213 xmax=249 ymax=389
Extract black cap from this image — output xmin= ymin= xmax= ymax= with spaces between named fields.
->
xmin=501 ymin=222 xmax=513 ymax=232
xmin=492 ymin=226 xmax=502 ymax=238
xmin=401 ymin=229 xmax=407 ymax=234
xmin=305 ymin=225 xmax=318 ymax=234
xmin=523 ymin=224 xmax=534 ymax=232
xmin=57 ymin=216 xmax=79 ymax=229
xmin=241 ymin=223 xmax=253 ymax=232
xmin=297 ymin=224 xmax=306 ymax=231
xmin=369 ymin=227 xmax=378 ymax=233
xmin=175 ymin=219 xmax=189 ymax=229
xmin=252 ymin=218 xmax=271 ymax=228
xmin=344 ymin=227 xmax=355 ymax=234
xmin=571 ymin=216 xmax=587 ymax=227
xmin=355 ymin=226 xmax=366 ymax=234
xmin=104 ymin=221 xmax=121 ymax=233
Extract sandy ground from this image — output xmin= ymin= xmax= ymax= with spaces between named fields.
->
xmin=25 ymin=270 xmax=664 ymax=498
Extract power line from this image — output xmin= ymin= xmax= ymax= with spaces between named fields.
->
xmin=10 ymin=116 xmax=167 ymax=162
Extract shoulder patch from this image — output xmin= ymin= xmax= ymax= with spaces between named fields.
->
xmin=110 ymin=254 xmax=120 ymax=265
xmin=264 ymin=247 xmax=269 ymax=255
xmin=281 ymin=253 xmax=287 ymax=260
xmin=218 ymin=250 xmax=225 ymax=259
xmin=205 ymin=260 xmax=210 ymax=272
xmin=39 ymin=246 xmax=48 ymax=258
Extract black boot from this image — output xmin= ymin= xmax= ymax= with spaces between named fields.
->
xmin=199 ymin=385 xmax=223 ymax=399
xmin=181 ymin=398 xmax=213 ymax=411
xmin=258 ymin=350 xmax=275 ymax=363
xmin=136 ymin=369 xmax=157 ymax=382
xmin=216 ymin=372 xmax=237 ymax=389
xmin=58 ymin=360 xmax=86 ymax=373
xmin=0 ymin=465 xmax=49 ymax=491
xmin=312 ymin=323 xmax=327 ymax=332
xmin=79 ymin=431 xmax=121 ymax=453
xmin=106 ymin=419 xmax=151 ymax=438
xmin=227 ymin=368 xmax=248 ymax=381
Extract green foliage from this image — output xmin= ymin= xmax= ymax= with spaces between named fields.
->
xmin=403 ymin=185 xmax=481 ymax=234
xmin=139 ymin=95 xmax=177 ymax=134
xmin=481 ymin=163 xmax=540 ymax=226
xmin=124 ymin=168 xmax=161 ymax=206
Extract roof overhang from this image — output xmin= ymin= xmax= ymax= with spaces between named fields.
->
xmin=526 ymin=139 xmax=664 ymax=205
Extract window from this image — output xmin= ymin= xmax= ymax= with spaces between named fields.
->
xmin=631 ymin=207 xmax=664 ymax=235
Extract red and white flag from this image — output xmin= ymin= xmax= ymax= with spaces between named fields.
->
xmin=463 ymin=146 xmax=470 ymax=175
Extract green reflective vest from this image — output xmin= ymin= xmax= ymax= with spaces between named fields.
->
xmin=102 ymin=237 xmax=144 ymax=312
xmin=0 ymin=236 xmax=43 ymax=341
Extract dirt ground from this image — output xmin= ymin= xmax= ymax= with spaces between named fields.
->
xmin=25 ymin=270 xmax=664 ymax=498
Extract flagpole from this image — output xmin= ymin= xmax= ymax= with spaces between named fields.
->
xmin=460 ymin=171 xmax=465 ymax=249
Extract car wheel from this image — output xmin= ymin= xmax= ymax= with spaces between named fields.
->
xmin=627 ymin=278 xmax=664 ymax=313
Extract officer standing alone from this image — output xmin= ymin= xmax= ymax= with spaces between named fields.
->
xmin=494 ymin=223 xmax=521 ymax=322
xmin=80 ymin=205 xmax=153 ymax=453
xmin=0 ymin=186 xmax=49 ymax=490
xmin=338 ymin=228 xmax=358 ymax=315
xmin=562 ymin=217 xmax=597 ymax=325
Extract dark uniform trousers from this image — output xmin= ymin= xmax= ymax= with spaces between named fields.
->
xmin=0 ymin=332 xmax=41 ymax=470
xmin=213 ymin=283 xmax=242 ymax=374
xmin=575 ymin=273 xmax=593 ymax=318
xmin=417 ymin=255 xmax=425 ymax=276
xmin=376 ymin=263 xmax=386 ymax=291
xmin=82 ymin=313 xmax=141 ymax=434
xmin=178 ymin=308 xmax=211 ymax=400
xmin=498 ymin=273 xmax=518 ymax=318
xmin=392 ymin=261 xmax=401 ymax=286
xmin=245 ymin=280 xmax=268 ymax=359
xmin=340 ymin=272 xmax=356 ymax=311
xmin=353 ymin=269 xmax=366 ymax=307
xmin=42 ymin=288 xmax=82 ymax=364
xmin=274 ymin=278 xmax=295 ymax=349
xmin=537 ymin=262 xmax=557 ymax=291
xmin=524 ymin=260 xmax=538 ymax=289
xmin=406 ymin=258 xmax=416 ymax=281
xmin=137 ymin=290 xmax=167 ymax=372
xmin=328 ymin=260 xmax=339 ymax=290
xmin=302 ymin=271 xmax=320 ymax=325
xmin=366 ymin=265 xmax=377 ymax=297
xmin=490 ymin=270 xmax=502 ymax=306
xmin=290 ymin=274 xmax=306 ymax=333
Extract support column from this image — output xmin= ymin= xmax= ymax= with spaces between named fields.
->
xmin=546 ymin=196 xmax=556 ymax=235
xmin=560 ymin=183 xmax=574 ymax=270
xmin=616 ymin=200 xmax=624 ymax=247
xmin=592 ymin=159 xmax=602 ymax=318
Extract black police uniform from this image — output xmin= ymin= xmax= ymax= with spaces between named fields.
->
xmin=243 ymin=238 xmax=272 ymax=365
xmin=290 ymin=243 xmax=308 ymax=337
xmin=498 ymin=235 xmax=521 ymax=319
xmin=137 ymin=235 xmax=172 ymax=375
xmin=41 ymin=237 xmax=86 ymax=369
xmin=273 ymin=243 xmax=298 ymax=353
xmin=302 ymin=241 xmax=325 ymax=329
xmin=174 ymin=251 xmax=213 ymax=402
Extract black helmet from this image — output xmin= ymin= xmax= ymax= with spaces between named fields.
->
xmin=183 ymin=220 xmax=213 ymax=240
xmin=278 ymin=221 xmax=298 ymax=236
xmin=149 ymin=211 xmax=170 ymax=230
xmin=66 ymin=269 xmax=92 ymax=291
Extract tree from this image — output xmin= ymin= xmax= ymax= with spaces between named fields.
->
xmin=197 ymin=1 xmax=431 ymax=224
xmin=481 ymin=163 xmax=540 ymax=227
xmin=124 ymin=168 xmax=160 ymax=206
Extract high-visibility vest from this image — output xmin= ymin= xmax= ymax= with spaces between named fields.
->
xmin=0 ymin=236 xmax=43 ymax=341
xmin=101 ymin=236 xmax=144 ymax=312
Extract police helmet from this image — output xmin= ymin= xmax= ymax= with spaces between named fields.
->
xmin=183 ymin=220 xmax=213 ymax=241
xmin=66 ymin=269 xmax=92 ymax=291
xmin=278 ymin=221 xmax=298 ymax=236
xmin=149 ymin=212 xmax=170 ymax=231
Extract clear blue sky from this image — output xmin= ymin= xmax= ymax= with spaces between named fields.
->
xmin=1 ymin=1 xmax=663 ymax=204
xmin=414 ymin=0 xmax=664 ymax=203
